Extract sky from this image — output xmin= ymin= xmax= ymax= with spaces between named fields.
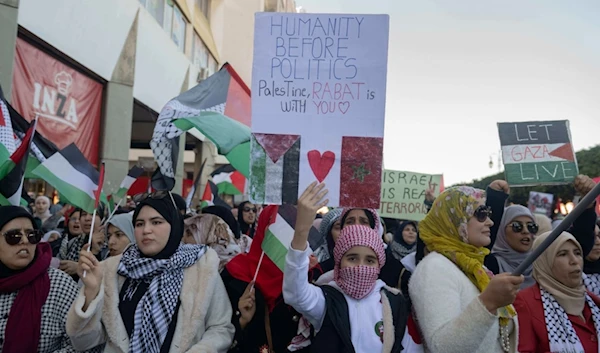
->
xmin=296 ymin=0 xmax=600 ymax=186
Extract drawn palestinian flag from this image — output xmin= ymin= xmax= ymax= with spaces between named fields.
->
xmin=498 ymin=120 xmax=578 ymax=186
xmin=339 ymin=136 xmax=384 ymax=209
xmin=211 ymin=164 xmax=245 ymax=195
xmin=115 ymin=166 xmax=144 ymax=198
xmin=262 ymin=204 xmax=324 ymax=271
xmin=250 ymin=133 xmax=300 ymax=205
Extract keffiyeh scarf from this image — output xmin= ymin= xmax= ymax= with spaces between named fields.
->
xmin=541 ymin=287 xmax=600 ymax=353
xmin=117 ymin=244 xmax=207 ymax=353
xmin=583 ymin=273 xmax=600 ymax=297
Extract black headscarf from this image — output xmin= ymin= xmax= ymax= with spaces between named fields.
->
xmin=202 ymin=205 xmax=240 ymax=239
xmin=237 ymin=201 xmax=256 ymax=238
xmin=0 ymin=206 xmax=39 ymax=278
xmin=393 ymin=221 xmax=418 ymax=248
xmin=340 ymin=208 xmax=376 ymax=230
xmin=132 ymin=196 xmax=182 ymax=259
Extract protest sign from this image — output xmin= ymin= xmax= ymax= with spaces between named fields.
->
xmin=498 ymin=120 xmax=578 ymax=186
xmin=379 ymin=170 xmax=444 ymax=221
xmin=249 ymin=13 xmax=389 ymax=208
xmin=527 ymin=191 xmax=554 ymax=217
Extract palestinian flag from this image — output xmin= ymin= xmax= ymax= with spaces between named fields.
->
xmin=211 ymin=164 xmax=245 ymax=195
xmin=249 ymin=133 xmax=300 ymax=205
xmin=150 ymin=63 xmax=251 ymax=190
xmin=200 ymin=180 xmax=231 ymax=209
xmin=0 ymin=119 xmax=36 ymax=205
xmin=32 ymin=143 xmax=104 ymax=213
xmin=261 ymin=204 xmax=324 ymax=271
xmin=115 ymin=166 xmax=144 ymax=198
xmin=0 ymin=99 xmax=16 ymax=159
xmin=0 ymin=84 xmax=60 ymax=177
xmin=498 ymin=120 xmax=579 ymax=186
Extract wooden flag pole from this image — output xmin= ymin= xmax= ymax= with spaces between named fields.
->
xmin=82 ymin=208 xmax=98 ymax=278
xmin=512 ymin=181 xmax=600 ymax=276
xmin=250 ymin=251 xmax=265 ymax=292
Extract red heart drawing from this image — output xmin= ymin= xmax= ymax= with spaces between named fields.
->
xmin=308 ymin=150 xmax=335 ymax=182
xmin=338 ymin=101 xmax=350 ymax=114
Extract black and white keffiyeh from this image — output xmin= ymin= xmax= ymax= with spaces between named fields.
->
xmin=583 ymin=273 xmax=600 ymax=297
xmin=541 ymin=287 xmax=600 ymax=353
xmin=117 ymin=243 xmax=207 ymax=353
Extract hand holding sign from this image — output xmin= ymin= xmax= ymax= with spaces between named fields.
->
xmin=574 ymin=175 xmax=597 ymax=204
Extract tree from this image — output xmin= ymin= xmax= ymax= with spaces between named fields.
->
xmin=458 ymin=145 xmax=600 ymax=206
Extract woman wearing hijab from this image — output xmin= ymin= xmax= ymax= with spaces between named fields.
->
xmin=487 ymin=205 xmax=539 ymax=288
xmin=390 ymin=221 xmax=418 ymax=261
xmin=202 ymin=205 xmax=241 ymax=239
xmin=515 ymin=231 xmax=600 ymax=353
xmin=106 ymin=213 xmax=135 ymax=257
xmin=0 ymin=205 xmax=81 ymax=352
xmin=183 ymin=213 xmax=245 ymax=271
xmin=409 ymin=186 xmax=523 ymax=353
xmin=283 ymin=183 xmax=422 ymax=352
xmin=33 ymin=195 xmax=53 ymax=228
xmin=312 ymin=208 xmax=343 ymax=272
xmin=237 ymin=201 xmax=257 ymax=238
xmin=66 ymin=194 xmax=234 ymax=352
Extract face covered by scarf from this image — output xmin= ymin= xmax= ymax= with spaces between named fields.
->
xmin=118 ymin=196 xmax=207 ymax=353
xmin=419 ymin=186 xmax=516 ymax=326
xmin=492 ymin=205 xmax=536 ymax=288
xmin=333 ymin=225 xmax=386 ymax=299
xmin=184 ymin=213 xmax=242 ymax=271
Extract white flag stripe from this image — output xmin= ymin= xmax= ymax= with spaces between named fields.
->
xmin=42 ymin=153 xmax=97 ymax=198
xmin=212 ymin=172 xmax=233 ymax=185
xmin=119 ymin=175 xmax=136 ymax=189
xmin=268 ymin=213 xmax=295 ymax=249
xmin=501 ymin=143 xmax=568 ymax=164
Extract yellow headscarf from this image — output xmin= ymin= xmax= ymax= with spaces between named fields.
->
xmin=419 ymin=186 xmax=516 ymax=325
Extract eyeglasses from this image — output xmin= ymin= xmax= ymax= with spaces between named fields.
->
xmin=132 ymin=191 xmax=170 ymax=204
xmin=473 ymin=205 xmax=492 ymax=223
xmin=3 ymin=229 xmax=43 ymax=246
xmin=508 ymin=221 xmax=539 ymax=235
xmin=243 ymin=207 xmax=257 ymax=213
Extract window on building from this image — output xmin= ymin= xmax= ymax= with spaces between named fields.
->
xmin=145 ymin=0 xmax=165 ymax=26
xmin=172 ymin=6 xmax=187 ymax=52
xmin=192 ymin=32 xmax=209 ymax=70
xmin=196 ymin=0 xmax=211 ymax=20
xmin=163 ymin=1 xmax=173 ymax=34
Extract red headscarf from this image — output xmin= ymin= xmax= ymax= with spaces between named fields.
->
xmin=226 ymin=205 xmax=284 ymax=312
xmin=0 ymin=242 xmax=52 ymax=353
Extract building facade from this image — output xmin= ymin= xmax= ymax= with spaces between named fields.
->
xmin=0 ymin=0 xmax=296 ymax=204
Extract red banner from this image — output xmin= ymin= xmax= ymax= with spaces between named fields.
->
xmin=11 ymin=38 xmax=103 ymax=165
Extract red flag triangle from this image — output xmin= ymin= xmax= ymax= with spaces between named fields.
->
xmin=549 ymin=143 xmax=575 ymax=162
xmin=254 ymin=133 xmax=300 ymax=163
xmin=94 ymin=163 xmax=105 ymax=208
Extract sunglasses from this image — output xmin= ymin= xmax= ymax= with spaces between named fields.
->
xmin=473 ymin=205 xmax=492 ymax=222
xmin=132 ymin=191 xmax=170 ymax=204
xmin=508 ymin=221 xmax=539 ymax=235
xmin=3 ymin=229 xmax=43 ymax=246
xmin=243 ymin=207 xmax=257 ymax=213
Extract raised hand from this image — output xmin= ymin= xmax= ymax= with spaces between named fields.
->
xmin=238 ymin=281 xmax=256 ymax=330
xmin=292 ymin=182 xmax=328 ymax=250
xmin=489 ymin=180 xmax=510 ymax=194
xmin=479 ymin=273 xmax=524 ymax=313
xmin=78 ymin=244 xmax=104 ymax=311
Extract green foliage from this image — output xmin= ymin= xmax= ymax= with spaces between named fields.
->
xmin=458 ymin=145 xmax=600 ymax=205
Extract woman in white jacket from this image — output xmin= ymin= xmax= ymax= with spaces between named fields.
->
xmin=283 ymin=183 xmax=422 ymax=353
xmin=66 ymin=193 xmax=234 ymax=353
xmin=409 ymin=186 xmax=523 ymax=353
